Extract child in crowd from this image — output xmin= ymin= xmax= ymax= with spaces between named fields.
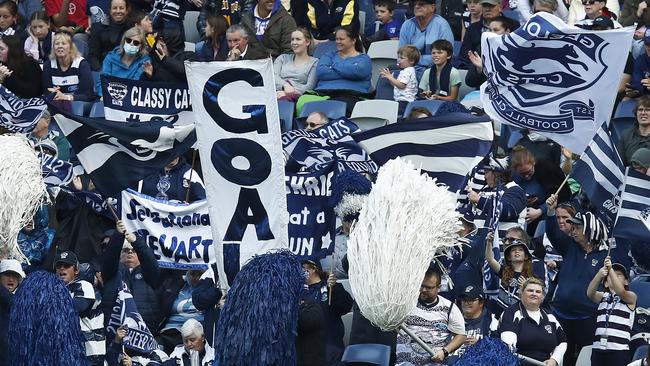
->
xmin=380 ymin=45 xmax=420 ymax=114
xmin=461 ymin=0 xmax=482 ymax=41
xmin=0 ymin=1 xmax=18 ymax=37
xmin=24 ymin=11 xmax=53 ymax=63
xmin=55 ymin=251 xmax=106 ymax=366
xmin=364 ymin=0 xmax=402 ymax=47
xmin=419 ymin=39 xmax=461 ymax=101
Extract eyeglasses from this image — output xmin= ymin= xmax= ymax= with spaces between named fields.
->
xmin=636 ymin=107 xmax=650 ymax=114
xmin=121 ymin=248 xmax=136 ymax=254
xmin=306 ymin=122 xmax=324 ymax=129
xmin=125 ymin=37 xmax=142 ymax=47
xmin=581 ymin=0 xmax=599 ymax=4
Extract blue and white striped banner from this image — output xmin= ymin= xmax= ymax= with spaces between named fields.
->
xmin=613 ymin=168 xmax=650 ymax=242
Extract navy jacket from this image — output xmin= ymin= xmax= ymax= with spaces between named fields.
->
xmin=192 ymin=276 xmax=222 ymax=347
xmin=139 ymin=157 xmax=206 ymax=203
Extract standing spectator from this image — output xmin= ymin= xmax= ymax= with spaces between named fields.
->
xmin=197 ymin=0 xmax=247 ymax=39
xmin=225 ymin=24 xmax=268 ymax=60
xmin=98 ymin=26 xmax=151 ymax=95
xmin=88 ymin=0 xmax=132 ymax=70
xmin=0 ymin=260 xmax=24 ymax=366
xmin=0 ymin=34 xmax=42 ymax=98
xmin=499 ymin=278 xmax=567 ymax=365
xmin=296 ymin=298 xmax=326 ymax=366
xmin=106 ymin=325 xmax=169 ymax=365
xmin=164 ymin=319 xmax=215 ymax=366
xmin=301 ymin=259 xmax=353 ymax=365
xmin=24 ymin=11 xmax=54 ymax=63
xmin=144 ymin=29 xmax=194 ymax=83
xmin=191 ymin=268 xmax=222 ymax=348
xmin=274 ymin=28 xmax=318 ymax=101
xmin=240 ymin=0 xmax=296 ymax=58
xmin=17 ymin=207 xmax=55 ymax=270
xmin=618 ymin=96 xmax=650 ymax=166
xmin=195 ymin=14 xmax=229 ymax=61
xmin=396 ymin=269 xmax=466 ymax=365
xmin=620 ymin=0 xmax=650 ymax=27
xmin=137 ymin=155 xmax=205 ymax=202
xmin=418 ymin=39 xmax=461 ymax=101
xmin=293 ymin=0 xmax=359 ymax=41
xmin=398 ymin=0 xmax=454 ymax=78
xmin=380 ymin=44 xmax=419 ymax=114
xmin=464 ymin=16 xmax=514 ymax=88
xmin=514 ymin=0 xmax=568 ymax=23
xmin=587 ymin=257 xmax=636 ymax=366
xmin=461 ymin=0 xmax=482 ymax=41
xmin=55 ymin=251 xmax=106 ymax=366
xmin=568 ymin=0 xmax=619 ymax=26
xmin=573 ymin=0 xmax=620 ymax=29
xmin=149 ymin=0 xmax=187 ymax=37
xmin=43 ymin=31 xmax=96 ymax=101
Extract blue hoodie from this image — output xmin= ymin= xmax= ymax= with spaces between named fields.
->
xmin=97 ymin=46 xmax=151 ymax=96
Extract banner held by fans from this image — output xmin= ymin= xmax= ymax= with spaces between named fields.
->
xmin=480 ymin=12 xmax=634 ymax=153
xmin=121 ymin=189 xmax=214 ymax=270
xmin=286 ymin=163 xmax=336 ymax=260
xmin=106 ymin=281 xmax=158 ymax=353
xmin=185 ymin=59 xmax=288 ymax=290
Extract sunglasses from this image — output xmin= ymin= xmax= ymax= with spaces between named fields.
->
xmin=125 ymin=37 xmax=142 ymax=47
xmin=581 ymin=0 xmax=601 ymax=4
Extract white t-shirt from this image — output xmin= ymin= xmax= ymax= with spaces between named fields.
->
xmin=394 ymin=66 xmax=418 ymax=102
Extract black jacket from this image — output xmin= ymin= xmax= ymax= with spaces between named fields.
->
xmin=296 ymin=298 xmax=325 ymax=366
xmin=88 ymin=21 xmax=131 ymax=71
xmin=0 ymin=286 xmax=11 ymax=366
xmin=1 ymin=58 xmax=43 ymax=98
xmin=146 ymin=28 xmax=195 ymax=83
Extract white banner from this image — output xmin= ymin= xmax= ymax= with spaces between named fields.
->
xmin=185 ymin=59 xmax=288 ymax=289
xmin=121 ymin=189 xmax=214 ymax=270
xmin=480 ymin=13 xmax=634 ymax=153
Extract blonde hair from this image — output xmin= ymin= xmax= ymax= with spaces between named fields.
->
xmin=50 ymin=32 xmax=80 ymax=61
xmin=118 ymin=27 xmax=148 ymax=58
xmin=398 ymin=45 xmax=421 ymax=65
xmin=520 ymin=277 xmax=546 ymax=297
xmin=293 ymin=27 xmax=314 ymax=55
xmin=511 ymin=144 xmax=536 ymax=169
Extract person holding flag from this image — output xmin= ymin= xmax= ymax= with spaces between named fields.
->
xmin=106 ymin=325 xmax=169 ymax=365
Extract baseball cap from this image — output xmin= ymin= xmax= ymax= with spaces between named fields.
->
xmin=611 ymin=263 xmax=630 ymax=280
xmin=568 ymin=211 xmax=584 ymax=225
xmin=592 ymin=15 xmax=614 ymax=30
xmin=480 ymin=0 xmax=501 ymax=5
xmin=0 ymin=259 xmax=26 ymax=279
xmin=54 ymin=251 xmax=79 ymax=268
xmin=631 ymin=148 xmax=650 ymax=169
xmin=458 ymin=285 xmax=484 ymax=300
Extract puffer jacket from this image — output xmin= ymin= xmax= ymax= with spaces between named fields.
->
xmin=240 ymin=1 xmax=296 ymax=58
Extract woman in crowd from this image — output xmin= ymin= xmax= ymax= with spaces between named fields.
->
xmin=485 ymin=227 xmax=547 ymax=314
xmin=24 ymin=11 xmax=54 ymax=63
xmin=98 ymin=27 xmax=150 ymax=96
xmin=0 ymin=1 xmax=19 ymax=37
xmin=0 ymin=34 xmax=42 ymax=98
xmin=618 ymin=95 xmax=650 ymax=166
xmin=309 ymin=25 xmax=371 ymax=115
xmin=274 ymin=27 xmax=317 ymax=101
xmin=42 ymin=31 xmax=95 ymax=101
xmin=499 ymin=277 xmax=567 ymax=365
xmin=88 ymin=0 xmax=132 ymax=71
xmin=165 ymin=319 xmax=215 ymax=366
xmin=195 ymin=14 xmax=228 ymax=61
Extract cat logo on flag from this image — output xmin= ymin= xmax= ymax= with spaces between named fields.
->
xmin=483 ymin=15 xmax=607 ymax=134
xmin=107 ymin=82 xmax=128 ymax=106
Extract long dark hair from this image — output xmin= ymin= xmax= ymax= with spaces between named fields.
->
xmin=0 ymin=35 xmax=33 ymax=73
xmin=336 ymin=25 xmax=364 ymax=53
xmin=206 ymin=14 xmax=228 ymax=49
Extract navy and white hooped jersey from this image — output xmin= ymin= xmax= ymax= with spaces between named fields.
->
xmin=49 ymin=56 xmax=86 ymax=94
xmin=67 ymin=279 xmax=106 ymax=365
xmin=593 ymin=292 xmax=635 ymax=351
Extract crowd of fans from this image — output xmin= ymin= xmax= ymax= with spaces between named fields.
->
xmin=0 ymin=0 xmax=650 ymax=365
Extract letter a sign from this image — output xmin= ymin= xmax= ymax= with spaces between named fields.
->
xmin=185 ymin=59 xmax=288 ymax=290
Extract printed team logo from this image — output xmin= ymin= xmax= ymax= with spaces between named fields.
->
xmin=484 ymin=15 xmax=608 ymax=134
xmin=545 ymin=325 xmax=553 ymax=334
xmin=107 ymin=82 xmax=128 ymax=106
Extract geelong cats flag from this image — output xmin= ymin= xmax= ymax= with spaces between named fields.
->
xmin=185 ymin=59 xmax=288 ymax=290
xmin=481 ymin=12 xmax=633 ymax=153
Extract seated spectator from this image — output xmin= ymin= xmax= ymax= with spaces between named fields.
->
xmin=149 ymin=0 xmax=186 ymax=37
xmin=380 ymin=45 xmax=419 ymax=114
xmin=131 ymin=9 xmax=154 ymax=34
xmin=364 ymin=0 xmax=402 ymax=47
xmin=618 ymin=95 xmax=650 ymax=165
xmin=631 ymin=147 xmax=650 ymax=174
xmin=311 ymin=25 xmax=372 ymax=114
xmin=0 ymin=259 xmax=25 ymax=366
xmin=461 ymin=0 xmax=482 ymax=41
xmin=450 ymin=284 xmax=499 ymax=362
xmin=301 ymin=259 xmax=353 ymax=364
xmin=24 ymin=11 xmax=54 ymax=63
xmin=43 ymin=31 xmax=95 ymax=102
xmin=568 ymin=0 xmax=619 ymax=26
xmin=165 ymin=319 xmax=215 ymax=366
xmin=137 ymin=155 xmax=205 ymax=202
xmin=88 ymin=0 xmax=132 ymax=71
xmin=240 ymin=0 xmax=296 ymax=58
xmin=573 ymin=0 xmax=620 ymax=28
xmin=197 ymin=0 xmax=245 ymax=39
xmin=407 ymin=106 xmax=433 ymax=119
xmin=55 ymin=251 xmax=106 ymax=366
xmin=106 ymin=325 xmax=169 ymax=365
xmin=144 ymin=29 xmax=194 ymax=83
xmin=195 ymin=14 xmax=229 ymax=61
xmin=225 ymin=24 xmax=268 ymax=60
xmin=587 ymin=257 xmax=636 ymax=366
xmin=499 ymin=278 xmax=567 ymax=365
xmin=274 ymin=27 xmax=318 ymax=101
xmin=418 ymin=39 xmax=461 ymax=101
xmin=98 ymin=26 xmax=151 ymax=96
xmin=0 ymin=34 xmax=42 ymax=98
xmin=398 ymin=0 xmax=454 ymax=78
xmin=304 ymin=111 xmax=329 ymax=131
xmin=0 ymin=2 xmax=19 ymax=37
xmin=45 ymin=0 xmax=90 ymax=56
xmin=514 ymin=0 xmax=568 ymax=23
xmin=292 ymin=0 xmax=359 ymax=41
xmin=619 ymin=0 xmax=650 ymax=27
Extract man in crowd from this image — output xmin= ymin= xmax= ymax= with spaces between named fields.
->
xmin=305 ymin=112 xmax=330 ymax=132
xmin=291 ymin=0 xmax=359 ymax=41
xmin=0 ymin=260 xmax=24 ymax=366
xmin=225 ymin=24 xmax=268 ymax=60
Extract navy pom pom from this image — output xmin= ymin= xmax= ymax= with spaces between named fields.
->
xmin=454 ymin=337 xmax=519 ymax=366
xmin=214 ymin=250 xmax=304 ymax=366
xmin=331 ymin=169 xmax=372 ymax=207
xmin=8 ymin=271 xmax=89 ymax=366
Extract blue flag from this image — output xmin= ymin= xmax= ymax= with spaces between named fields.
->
xmin=52 ymin=108 xmax=196 ymax=198
xmin=352 ymin=113 xmax=493 ymax=192
xmin=106 ymin=281 xmax=158 ymax=353
xmin=0 ymin=85 xmax=47 ymax=133
xmin=38 ymin=152 xmax=74 ymax=187
xmin=570 ymin=124 xmax=624 ymax=229
xmin=613 ymin=168 xmax=650 ymax=243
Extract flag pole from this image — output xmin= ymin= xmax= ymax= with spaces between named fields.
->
xmin=184 ymin=149 xmax=198 ymax=203
xmin=106 ymin=199 xmax=119 ymax=221
xmin=554 ymin=173 xmax=571 ymax=197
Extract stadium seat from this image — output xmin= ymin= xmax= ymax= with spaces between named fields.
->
xmin=342 ymin=344 xmax=391 ymax=366
xmin=184 ymin=11 xmax=201 ymax=43
xmin=342 ymin=312 xmax=354 ymax=347
xmin=89 ymin=102 xmax=105 ymax=118
xmin=70 ymin=101 xmax=93 ymax=116
xmin=457 ymin=69 xmax=476 ymax=101
xmin=633 ymin=274 xmax=650 ymax=282
xmin=359 ymin=11 xmax=366 ymax=37
xmin=374 ymin=70 xmax=399 ymax=100
xmin=184 ymin=42 xmax=195 ymax=52
xmin=614 ymin=99 xmax=636 ymax=119
xmin=92 ymin=71 xmax=101 ymax=87
xmin=631 ymin=280 xmax=650 ymax=309
xmin=453 ymin=40 xmax=462 ymax=58
xmin=575 ymin=345 xmax=592 ymax=366
xmin=610 ymin=117 xmax=635 ymax=146
xmin=351 ymin=100 xmax=399 ymax=123
xmin=277 ymin=100 xmax=295 ymax=132
xmin=314 ymin=41 xmax=337 ymax=59
xmin=403 ymin=100 xmax=444 ymax=118
xmin=633 ymin=345 xmax=649 ymax=361
xmin=394 ymin=8 xmax=407 ymax=22
xmin=299 ymin=100 xmax=347 ymax=119
xmin=368 ymin=40 xmax=399 ymax=87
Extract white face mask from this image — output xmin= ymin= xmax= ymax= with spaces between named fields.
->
xmin=123 ymin=43 xmax=140 ymax=56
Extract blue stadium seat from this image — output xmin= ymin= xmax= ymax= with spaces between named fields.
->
xmin=633 ymin=345 xmax=648 ymax=361
xmin=631 ymin=280 xmax=650 ymax=309
xmin=341 ymin=344 xmax=391 ymax=366
xmin=277 ymin=100 xmax=295 ymax=132
xmin=453 ymin=40 xmax=462 ymax=58
xmin=313 ymin=41 xmax=337 ymax=59
xmin=70 ymin=101 xmax=93 ymax=116
xmin=610 ymin=117 xmax=635 ymax=146
xmin=403 ymin=100 xmax=444 ymax=118
xmin=299 ymin=100 xmax=347 ymax=119
xmin=393 ymin=8 xmax=407 ymax=22
xmin=614 ymin=99 xmax=637 ymax=119
xmin=374 ymin=70 xmax=399 ymax=100
xmin=89 ymin=102 xmax=105 ymax=118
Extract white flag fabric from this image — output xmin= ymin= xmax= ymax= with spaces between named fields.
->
xmin=480 ymin=13 xmax=634 ymax=153
xmin=185 ymin=59 xmax=288 ymax=290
